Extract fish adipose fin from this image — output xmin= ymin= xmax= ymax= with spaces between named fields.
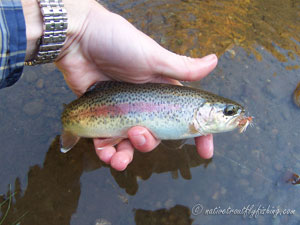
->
xmin=60 ymin=130 xmax=80 ymax=153
xmin=96 ymin=137 xmax=123 ymax=150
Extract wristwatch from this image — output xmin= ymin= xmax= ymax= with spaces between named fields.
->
xmin=25 ymin=0 xmax=68 ymax=66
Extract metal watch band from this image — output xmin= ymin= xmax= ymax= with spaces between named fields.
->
xmin=25 ymin=0 xmax=68 ymax=66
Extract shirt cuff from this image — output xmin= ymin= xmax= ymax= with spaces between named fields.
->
xmin=0 ymin=0 xmax=26 ymax=88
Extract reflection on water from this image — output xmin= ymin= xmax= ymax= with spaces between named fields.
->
xmin=0 ymin=137 xmax=85 ymax=225
xmin=0 ymin=0 xmax=300 ymax=224
xmin=0 ymin=137 xmax=209 ymax=224
xmin=112 ymin=142 xmax=211 ymax=195
xmin=118 ymin=0 xmax=299 ymax=64
xmin=134 ymin=205 xmax=193 ymax=225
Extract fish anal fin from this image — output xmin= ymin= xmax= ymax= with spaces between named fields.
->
xmin=60 ymin=130 xmax=80 ymax=153
xmin=96 ymin=137 xmax=123 ymax=150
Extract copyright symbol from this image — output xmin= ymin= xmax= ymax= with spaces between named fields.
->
xmin=192 ymin=204 xmax=203 ymax=215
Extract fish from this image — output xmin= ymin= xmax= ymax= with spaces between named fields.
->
xmin=60 ymin=81 xmax=252 ymax=153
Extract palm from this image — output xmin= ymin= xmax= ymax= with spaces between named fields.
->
xmin=56 ymin=11 xmax=177 ymax=96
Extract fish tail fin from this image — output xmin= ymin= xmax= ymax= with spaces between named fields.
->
xmin=60 ymin=130 xmax=80 ymax=153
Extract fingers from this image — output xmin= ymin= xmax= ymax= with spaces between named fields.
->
xmin=94 ymin=139 xmax=134 ymax=171
xmin=127 ymin=126 xmax=160 ymax=152
xmin=155 ymin=51 xmax=218 ymax=81
xmin=195 ymin=134 xmax=214 ymax=159
xmin=94 ymin=145 xmax=116 ymax=164
xmin=110 ymin=140 xmax=134 ymax=171
xmin=94 ymin=127 xmax=160 ymax=171
xmin=94 ymin=131 xmax=212 ymax=171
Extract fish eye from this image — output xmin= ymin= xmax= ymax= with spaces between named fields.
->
xmin=224 ymin=105 xmax=238 ymax=116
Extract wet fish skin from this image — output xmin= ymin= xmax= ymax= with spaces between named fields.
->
xmin=61 ymin=81 xmax=247 ymax=152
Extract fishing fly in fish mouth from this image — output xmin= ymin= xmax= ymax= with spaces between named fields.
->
xmin=60 ymin=81 xmax=252 ymax=153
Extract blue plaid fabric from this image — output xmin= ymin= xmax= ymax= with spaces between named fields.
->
xmin=0 ymin=0 xmax=26 ymax=88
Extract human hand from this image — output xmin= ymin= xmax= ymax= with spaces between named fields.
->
xmin=55 ymin=0 xmax=217 ymax=171
xmin=23 ymin=0 xmax=217 ymax=170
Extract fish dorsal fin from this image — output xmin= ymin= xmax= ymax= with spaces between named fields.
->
xmin=86 ymin=82 xmax=99 ymax=92
xmin=60 ymin=130 xmax=80 ymax=153
xmin=86 ymin=81 xmax=118 ymax=93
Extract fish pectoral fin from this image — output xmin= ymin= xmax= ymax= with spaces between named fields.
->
xmin=60 ymin=130 xmax=80 ymax=153
xmin=95 ymin=137 xmax=123 ymax=150
xmin=189 ymin=123 xmax=199 ymax=134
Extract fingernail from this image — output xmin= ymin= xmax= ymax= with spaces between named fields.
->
xmin=134 ymin=135 xmax=146 ymax=146
xmin=130 ymin=128 xmax=147 ymax=146
xmin=202 ymin=54 xmax=217 ymax=62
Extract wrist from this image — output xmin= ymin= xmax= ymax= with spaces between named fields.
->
xmin=21 ymin=0 xmax=108 ymax=63
xmin=21 ymin=0 xmax=43 ymax=61
xmin=57 ymin=0 xmax=109 ymax=60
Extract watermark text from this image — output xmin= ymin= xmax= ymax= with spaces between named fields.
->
xmin=192 ymin=203 xmax=295 ymax=218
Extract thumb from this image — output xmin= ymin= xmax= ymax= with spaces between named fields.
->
xmin=154 ymin=50 xmax=218 ymax=81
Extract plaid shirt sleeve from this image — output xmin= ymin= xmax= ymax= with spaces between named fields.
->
xmin=0 ymin=0 xmax=26 ymax=88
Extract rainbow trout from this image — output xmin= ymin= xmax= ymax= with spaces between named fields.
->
xmin=61 ymin=81 xmax=252 ymax=152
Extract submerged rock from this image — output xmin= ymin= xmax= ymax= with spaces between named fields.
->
xmin=36 ymin=79 xmax=44 ymax=89
xmin=293 ymin=82 xmax=300 ymax=107
xmin=23 ymin=100 xmax=44 ymax=116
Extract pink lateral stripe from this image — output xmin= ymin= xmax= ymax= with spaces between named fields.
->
xmin=84 ymin=102 xmax=180 ymax=117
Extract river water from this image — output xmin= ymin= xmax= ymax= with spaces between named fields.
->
xmin=0 ymin=0 xmax=299 ymax=224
